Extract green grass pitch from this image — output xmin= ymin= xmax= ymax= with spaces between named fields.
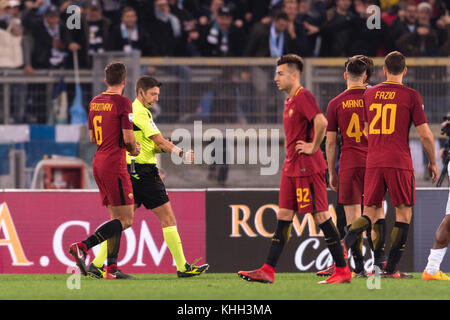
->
xmin=0 ymin=273 xmax=449 ymax=300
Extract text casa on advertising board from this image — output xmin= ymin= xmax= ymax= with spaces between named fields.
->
xmin=206 ymin=190 xmax=414 ymax=273
xmin=0 ymin=191 xmax=205 ymax=274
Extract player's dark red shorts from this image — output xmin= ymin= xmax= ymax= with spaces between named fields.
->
xmin=93 ymin=163 xmax=134 ymax=207
xmin=279 ymin=171 xmax=328 ymax=214
xmin=364 ymin=167 xmax=415 ymax=208
xmin=338 ymin=167 xmax=365 ymax=205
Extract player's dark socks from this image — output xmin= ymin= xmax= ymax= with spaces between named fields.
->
xmin=319 ymin=218 xmax=346 ymax=267
xmin=351 ymin=233 xmax=364 ymax=273
xmin=82 ymin=219 xmax=123 ymax=250
xmin=107 ymin=231 xmax=122 ymax=266
xmin=385 ymin=222 xmax=409 ymax=273
xmin=344 ymin=215 xmax=371 ymax=249
xmin=336 ymin=203 xmax=347 ymax=240
xmin=372 ymin=219 xmax=387 ymax=268
xmin=265 ymin=220 xmax=292 ymax=268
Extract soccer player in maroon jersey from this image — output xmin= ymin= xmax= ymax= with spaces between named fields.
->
xmin=325 ymin=57 xmax=369 ymax=277
xmin=69 ymin=62 xmax=141 ymax=279
xmin=238 ymin=54 xmax=351 ymax=284
xmin=344 ymin=51 xmax=439 ymax=278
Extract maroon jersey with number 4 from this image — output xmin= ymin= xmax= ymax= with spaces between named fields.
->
xmin=363 ymin=82 xmax=427 ymax=171
xmin=88 ymin=92 xmax=133 ymax=171
xmin=326 ymin=87 xmax=368 ymax=170
xmin=283 ymin=87 xmax=327 ymax=177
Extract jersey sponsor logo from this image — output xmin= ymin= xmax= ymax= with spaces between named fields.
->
xmin=289 ymin=109 xmax=294 ymax=117
xmin=342 ymin=99 xmax=364 ymax=109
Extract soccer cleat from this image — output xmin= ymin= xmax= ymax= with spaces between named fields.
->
xmin=87 ymin=263 xmax=105 ymax=279
xmin=367 ymin=261 xmax=387 ymax=276
xmin=422 ymin=270 xmax=450 ymax=281
xmin=352 ymin=270 xmax=368 ymax=278
xmin=68 ymin=242 xmax=88 ymax=276
xmin=177 ymin=259 xmax=209 ymax=278
xmin=381 ymin=270 xmax=413 ymax=279
xmin=316 ymin=264 xmax=335 ymax=277
xmin=318 ymin=266 xmax=352 ymax=284
xmin=104 ymin=264 xmax=134 ymax=279
xmin=316 ymin=240 xmax=348 ymax=277
xmin=237 ymin=264 xmax=274 ymax=284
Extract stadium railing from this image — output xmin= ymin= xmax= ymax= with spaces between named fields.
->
xmin=1 ymin=57 xmax=449 ymax=125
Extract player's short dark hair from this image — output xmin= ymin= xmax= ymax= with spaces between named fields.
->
xmin=104 ymin=62 xmax=126 ymax=86
xmin=136 ymin=76 xmax=162 ymax=95
xmin=277 ymin=54 xmax=304 ymax=73
xmin=345 ymin=56 xmax=367 ymax=78
xmin=348 ymin=55 xmax=374 ymax=82
xmin=384 ymin=51 xmax=406 ymax=75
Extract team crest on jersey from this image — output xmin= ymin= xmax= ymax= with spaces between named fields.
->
xmin=128 ymin=193 xmax=133 ymax=199
xmin=289 ymin=109 xmax=294 ymax=117
xmin=128 ymin=113 xmax=133 ymax=123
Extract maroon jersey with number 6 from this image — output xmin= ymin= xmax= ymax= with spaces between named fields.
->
xmin=88 ymin=92 xmax=133 ymax=171
xmin=363 ymin=81 xmax=428 ymax=171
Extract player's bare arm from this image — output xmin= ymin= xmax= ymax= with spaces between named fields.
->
xmin=123 ymin=128 xmax=141 ymax=156
xmin=325 ymin=131 xmax=338 ymax=191
xmin=416 ymin=123 xmax=439 ymax=183
xmin=89 ymin=130 xmax=96 ymax=144
xmin=295 ymin=113 xmax=328 ymax=155
xmin=150 ymin=133 xmax=194 ymax=163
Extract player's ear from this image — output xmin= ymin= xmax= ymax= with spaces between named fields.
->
xmin=343 ymin=72 xmax=348 ymax=81
xmin=403 ymin=67 xmax=407 ymax=76
xmin=363 ymin=74 xmax=367 ymax=83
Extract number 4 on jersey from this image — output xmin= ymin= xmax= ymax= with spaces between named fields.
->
xmin=346 ymin=113 xmax=366 ymax=143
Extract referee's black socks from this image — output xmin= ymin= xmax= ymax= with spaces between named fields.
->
xmin=82 ymin=219 xmax=123 ymax=250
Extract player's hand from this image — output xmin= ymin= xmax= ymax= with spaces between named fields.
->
xmin=129 ymin=142 xmax=141 ymax=157
xmin=329 ymin=171 xmax=338 ymax=191
xmin=183 ymin=149 xmax=194 ymax=163
xmin=428 ymin=163 xmax=439 ymax=184
xmin=295 ymin=140 xmax=316 ymax=155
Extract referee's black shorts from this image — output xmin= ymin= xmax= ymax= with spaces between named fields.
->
xmin=127 ymin=163 xmax=169 ymax=210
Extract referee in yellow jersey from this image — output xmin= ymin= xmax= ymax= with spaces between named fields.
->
xmin=87 ymin=76 xmax=209 ymax=278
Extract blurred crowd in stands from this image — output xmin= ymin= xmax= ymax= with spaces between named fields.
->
xmin=1 ymin=0 xmax=450 ymax=71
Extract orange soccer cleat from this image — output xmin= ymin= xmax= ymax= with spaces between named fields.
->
xmin=422 ymin=270 xmax=450 ymax=281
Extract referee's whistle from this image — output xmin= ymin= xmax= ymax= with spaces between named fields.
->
xmin=130 ymin=157 xmax=136 ymax=174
